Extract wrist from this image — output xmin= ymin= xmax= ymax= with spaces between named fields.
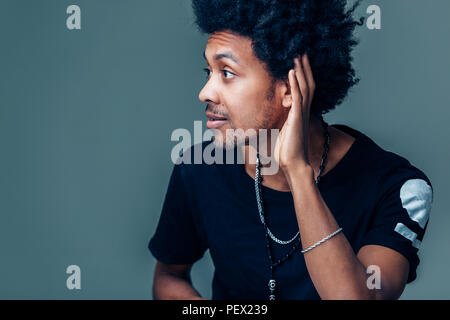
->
xmin=284 ymin=163 xmax=315 ymax=188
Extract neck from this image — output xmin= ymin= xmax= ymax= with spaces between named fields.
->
xmin=241 ymin=114 xmax=327 ymax=192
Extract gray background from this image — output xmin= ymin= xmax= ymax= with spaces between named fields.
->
xmin=0 ymin=0 xmax=449 ymax=299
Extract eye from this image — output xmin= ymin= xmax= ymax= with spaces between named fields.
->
xmin=222 ymin=70 xmax=235 ymax=79
xmin=202 ymin=68 xmax=235 ymax=80
xmin=203 ymin=68 xmax=211 ymax=79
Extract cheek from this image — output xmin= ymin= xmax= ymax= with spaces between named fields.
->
xmin=225 ymin=87 xmax=264 ymax=128
xmin=227 ymin=108 xmax=255 ymax=130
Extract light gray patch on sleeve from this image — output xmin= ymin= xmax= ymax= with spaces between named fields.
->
xmin=394 ymin=222 xmax=421 ymax=249
xmin=400 ymin=179 xmax=432 ymax=229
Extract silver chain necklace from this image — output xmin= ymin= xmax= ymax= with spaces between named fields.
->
xmin=254 ymin=117 xmax=330 ymax=300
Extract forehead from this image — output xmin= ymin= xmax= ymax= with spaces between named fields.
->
xmin=204 ymin=31 xmax=256 ymax=67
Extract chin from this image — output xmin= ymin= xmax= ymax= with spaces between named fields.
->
xmin=212 ymin=135 xmax=235 ymax=151
xmin=211 ymin=126 xmax=257 ymax=151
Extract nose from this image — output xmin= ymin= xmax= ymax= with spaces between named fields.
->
xmin=198 ymin=77 xmax=219 ymax=104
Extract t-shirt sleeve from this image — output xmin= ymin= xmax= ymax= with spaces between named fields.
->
xmin=358 ymin=170 xmax=433 ymax=284
xmin=148 ymin=163 xmax=208 ymax=265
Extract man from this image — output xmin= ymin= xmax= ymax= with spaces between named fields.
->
xmin=148 ymin=0 xmax=433 ymax=300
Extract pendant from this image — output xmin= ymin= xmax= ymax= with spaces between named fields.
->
xmin=268 ymin=279 xmax=276 ymax=300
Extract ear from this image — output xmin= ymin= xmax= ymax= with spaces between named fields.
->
xmin=279 ymin=76 xmax=292 ymax=108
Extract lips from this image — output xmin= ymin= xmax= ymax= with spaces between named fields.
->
xmin=205 ymin=112 xmax=228 ymax=129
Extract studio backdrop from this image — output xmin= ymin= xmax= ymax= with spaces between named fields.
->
xmin=0 ymin=0 xmax=449 ymax=299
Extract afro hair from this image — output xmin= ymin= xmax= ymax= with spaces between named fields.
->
xmin=191 ymin=0 xmax=365 ymax=116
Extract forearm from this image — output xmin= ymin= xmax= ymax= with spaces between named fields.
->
xmin=287 ymin=165 xmax=375 ymax=299
xmin=153 ymin=273 xmax=206 ymax=300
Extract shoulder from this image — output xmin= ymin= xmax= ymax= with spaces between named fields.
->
xmin=356 ymin=126 xmax=433 ymax=207
xmin=333 ymin=124 xmax=433 ymax=199
xmin=367 ymin=135 xmax=433 ymax=196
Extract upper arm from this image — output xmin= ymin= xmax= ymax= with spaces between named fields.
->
xmin=148 ymin=163 xmax=208 ymax=266
xmin=357 ymin=244 xmax=409 ymax=299
xmin=154 ymin=260 xmax=194 ymax=281
xmin=357 ymin=175 xmax=433 ymax=292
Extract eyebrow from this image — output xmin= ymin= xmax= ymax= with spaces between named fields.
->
xmin=203 ymin=50 xmax=240 ymax=65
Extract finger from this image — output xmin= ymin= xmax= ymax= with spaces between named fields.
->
xmin=287 ymin=69 xmax=302 ymax=127
xmin=288 ymin=69 xmax=300 ymax=106
xmin=302 ymin=54 xmax=315 ymax=105
xmin=294 ymin=56 xmax=309 ymax=110
xmin=288 ymin=69 xmax=301 ymax=113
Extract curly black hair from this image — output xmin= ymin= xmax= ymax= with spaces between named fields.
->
xmin=191 ymin=0 xmax=365 ymax=116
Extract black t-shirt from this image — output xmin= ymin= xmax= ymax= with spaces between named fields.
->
xmin=148 ymin=124 xmax=434 ymax=300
